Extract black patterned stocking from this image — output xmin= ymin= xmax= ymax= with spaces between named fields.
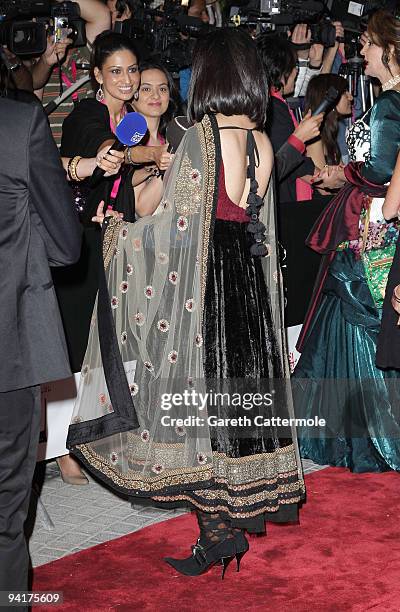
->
xmin=196 ymin=511 xmax=234 ymax=547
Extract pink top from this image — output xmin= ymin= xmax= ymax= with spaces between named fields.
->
xmin=108 ymin=112 xmax=125 ymax=200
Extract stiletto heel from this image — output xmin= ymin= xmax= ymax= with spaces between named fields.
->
xmin=221 ymin=555 xmax=235 ymax=579
xmin=233 ymin=530 xmax=249 ymax=571
xmin=235 ymin=550 xmax=246 ymax=571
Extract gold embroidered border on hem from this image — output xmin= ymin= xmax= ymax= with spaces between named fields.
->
xmin=191 ymin=479 xmax=304 ymax=507
xmin=197 ymin=115 xmax=215 ymax=314
xmin=151 ymin=493 xmax=304 ymax=520
xmin=77 ymin=442 xmax=213 ymax=493
xmin=77 ymin=438 xmax=304 ymax=499
xmin=211 ymin=445 xmax=302 ymax=485
xmin=103 ymin=216 xmax=122 ymax=270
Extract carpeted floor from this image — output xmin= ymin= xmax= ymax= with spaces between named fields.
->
xmin=33 ymin=468 xmax=400 ymax=611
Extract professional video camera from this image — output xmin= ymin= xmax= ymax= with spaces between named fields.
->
xmin=230 ymin=0 xmax=398 ymax=45
xmin=0 ymin=0 xmax=86 ymax=56
xmin=115 ymin=0 xmax=209 ymax=73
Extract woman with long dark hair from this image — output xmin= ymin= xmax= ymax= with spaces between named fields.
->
xmin=67 ymin=28 xmax=304 ymax=576
xmin=304 ymin=73 xmax=353 ymax=168
xmin=293 ymin=10 xmax=400 ymax=473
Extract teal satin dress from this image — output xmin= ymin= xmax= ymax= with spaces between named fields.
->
xmin=292 ymin=91 xmax=400 ymax=472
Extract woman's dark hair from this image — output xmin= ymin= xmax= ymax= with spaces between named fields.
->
xmin=256 ymin=33 xmax=297 ymax=91
xmin=304 ymin=74 xmax=349 ymax=165
xmin=368 ymin=9 xmax=400 ymax=75
xmin=136 ymin=61 xmax=178 ymax=136
xmin=91 ymin=31 xmax=139 ymax=85
xmin=187 ymin=28 xmax=268 ymax=130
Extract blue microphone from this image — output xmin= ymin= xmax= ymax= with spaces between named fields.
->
xmin=90 ymin=112 xmax=147 ymax=185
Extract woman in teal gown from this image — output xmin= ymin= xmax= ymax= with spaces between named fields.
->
xmin=292 ymin=10 xmax=400 ymax=472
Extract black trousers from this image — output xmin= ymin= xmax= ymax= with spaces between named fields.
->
xmin=0 ymin=385 xmax=41 ymax=596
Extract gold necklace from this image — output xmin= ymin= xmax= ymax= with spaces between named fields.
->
xmin=382 ymin=73 xmax=400 ymax=91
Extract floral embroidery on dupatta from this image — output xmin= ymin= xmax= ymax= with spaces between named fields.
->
xmin=175 ymin=153 xmax=203 ymax=215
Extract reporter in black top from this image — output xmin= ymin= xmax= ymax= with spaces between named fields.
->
xmin=257 ymin=34 xmax=323 ymax=203
xmin=55 ymin=32 xmax=173 ymax=373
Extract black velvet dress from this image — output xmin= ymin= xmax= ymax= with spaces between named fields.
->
xmin=170 ymin=162 xmax=301 ymax=532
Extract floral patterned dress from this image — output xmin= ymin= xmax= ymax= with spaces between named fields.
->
xmin=292 ymin=91 xmax=400 ymax=473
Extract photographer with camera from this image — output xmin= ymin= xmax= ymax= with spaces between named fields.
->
xmin=30 ymin=31 xmax=74 ymax=90
xmin=290 ymin=21 xmax=345 ymax=98
xmin=38 ymin=0 xmax=111 ymax=146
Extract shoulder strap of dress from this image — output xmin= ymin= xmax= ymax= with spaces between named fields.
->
xmin=218 ymin=125 xmax=266 ymax=257
xmin=218 ymin=126 xmax=260 ymax=169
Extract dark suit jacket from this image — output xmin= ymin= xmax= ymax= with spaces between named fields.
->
xmin=0 ymin=97 xmax=82 ymax=392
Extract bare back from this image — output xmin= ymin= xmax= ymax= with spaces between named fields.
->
xmin=216 ymin=113 xmax=274 ymax=209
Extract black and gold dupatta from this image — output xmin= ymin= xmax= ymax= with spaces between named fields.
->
xmin=67 ymin=114 xmax=303 ymax=498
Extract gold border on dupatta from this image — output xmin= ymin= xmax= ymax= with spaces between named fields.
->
xmin=197 ymin=115 xmax=216 ymax=314
xmin=76 ymin=442 xmax=213 ymax=493
xmin=103 ymin=216 xmax=122 ymax=270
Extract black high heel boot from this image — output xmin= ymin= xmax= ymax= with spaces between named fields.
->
xmin=164 ymin=511 xmax=236 ymax=578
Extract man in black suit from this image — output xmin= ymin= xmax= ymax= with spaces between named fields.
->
xmin=0 ymin=97 xmax=81 ymax=596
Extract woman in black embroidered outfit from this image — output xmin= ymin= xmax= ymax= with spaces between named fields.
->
xmin=67 ymin=28 xmax=304 ymax=576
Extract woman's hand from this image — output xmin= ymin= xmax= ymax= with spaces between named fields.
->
xmin=96 ymin=146 xmax=125 ymax=177
xmin=290 ymin=24 xmax=311 ymax=60
xmin=91 ymin=200 xmax=124 ymax=225
xmin=312 ymin=164 xmax=346 ymax=190
xmin=293 ymin=110 xmax=324 ymax=143
xmin=41 ymin=33 xmax=73 ymax=67
xmin=151 ymin=144 xmax=174 ymax=171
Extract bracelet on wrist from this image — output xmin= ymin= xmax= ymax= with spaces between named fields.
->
xmin=309 ymin=62 xmax=323 ymax=70
xmin=8 ymin=60 xmax=22 ymax=72
xmin=68 ymin=155 xmax=83 ymax=182
xmin=127 ymin=147 xmax=143 ymax=166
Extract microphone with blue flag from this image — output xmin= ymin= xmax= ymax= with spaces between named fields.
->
xmin=90 ymin=112 xmax=147 ymax=186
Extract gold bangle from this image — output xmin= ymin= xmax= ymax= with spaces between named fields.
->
xmin=68 ymin=156 xmax=83 ymax=182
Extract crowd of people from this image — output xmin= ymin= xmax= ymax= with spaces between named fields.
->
xmin=3 ymin=0 xmax=400 ymax=601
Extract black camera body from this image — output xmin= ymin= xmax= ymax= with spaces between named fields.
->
xmin=0 ymin=0 xmax=86 ymax=56
xmin=115 ymin=0 xmax=208 ymax=74
xmin=229 ymin=0 xmax=398 ymax=45
xmin=51 ymin=1 xmax=86 ymax=47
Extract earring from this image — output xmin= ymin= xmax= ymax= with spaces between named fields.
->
xmin=96 ymin=85 xmax=105 ymax=102
xmin=133 ymin=90 xmax=139 ymax=101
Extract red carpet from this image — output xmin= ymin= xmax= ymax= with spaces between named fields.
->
xmin=33 ymin=468 xmax=400 ymax=611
